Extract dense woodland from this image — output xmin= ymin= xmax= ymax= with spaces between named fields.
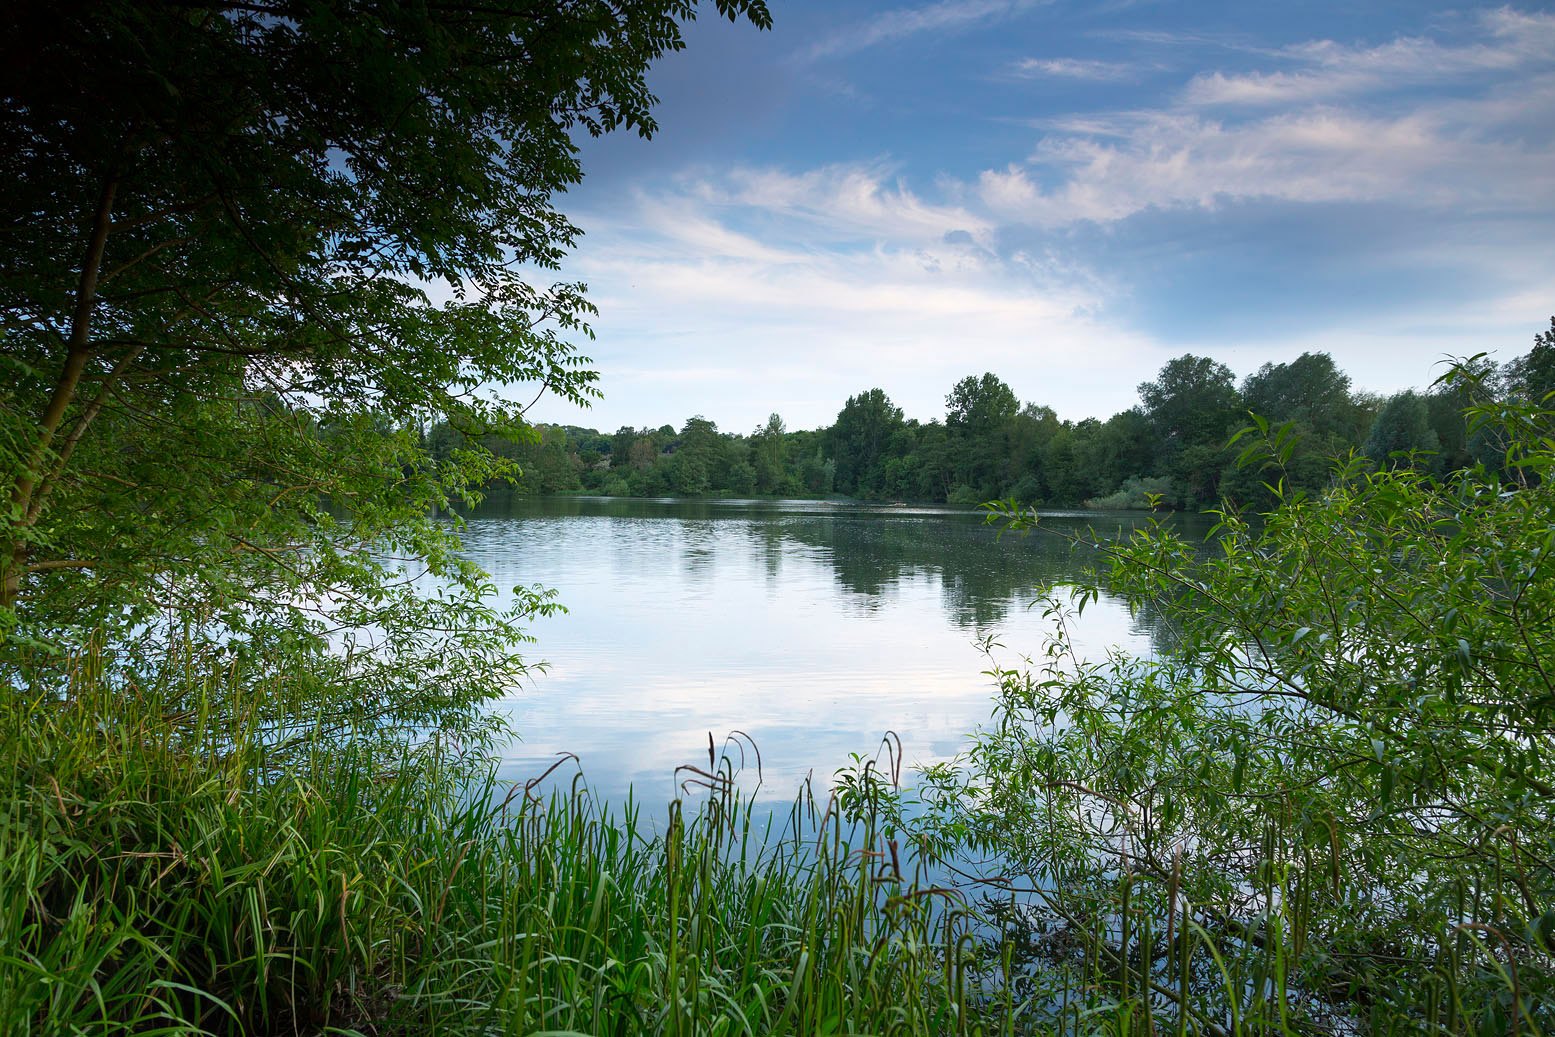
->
xmin=443 ymin=326 xmax=1555 ymax=509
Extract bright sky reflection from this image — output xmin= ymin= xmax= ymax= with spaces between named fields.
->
xmin=458 ymin=498 xmax=1196 ymax=808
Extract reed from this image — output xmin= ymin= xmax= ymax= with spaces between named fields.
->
xmin=1 ymin=653 xmax=1002 ymax=1036
xmin=8 ymin=639 xmax=1544 ymax=1035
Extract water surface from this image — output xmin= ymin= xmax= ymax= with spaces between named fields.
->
xmin=462 ymin=497 xmax=1193 ymax=805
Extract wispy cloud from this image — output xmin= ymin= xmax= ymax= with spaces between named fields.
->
xmin=977 ymin=10 xmax=1555 ymax=226
xmin=1184 ymin=7 xmax=1555 ymax=106
xmin=1009 ymin=56 xmax=1136 ymax=80
xmin=685 ymin=163 xmax=997 ymax=251
xmin=804 ymin=0 xmax=1043 ymax=61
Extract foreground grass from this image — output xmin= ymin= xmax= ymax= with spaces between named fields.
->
xmin=7 ymin=651 xmax=1544 ymax=1035
xmin=1 ymin=662 xmax=1011 ymax=1036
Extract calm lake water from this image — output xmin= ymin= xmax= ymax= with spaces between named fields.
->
xmin=462 ymin=497 xmax=1196 ymax=806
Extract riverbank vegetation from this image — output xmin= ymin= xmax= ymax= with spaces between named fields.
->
xmin=6 ymin=396 xmax=1552 ymax=1032
xmin=447 ymin=327 xmax=1555 ymax=510
xmin=896 ymin=377 xmax=1555 ymax=1032
xmin=3 ymin=655 xmax=1002 ymax=1034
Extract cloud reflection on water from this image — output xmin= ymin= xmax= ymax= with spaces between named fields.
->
xmin=452 ymin=498 xmax=1192 ymax=806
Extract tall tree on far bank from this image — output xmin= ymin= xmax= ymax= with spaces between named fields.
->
xmin=829 ymin=389 xmax=904 ymax=498
xmin=1138 ymin=355 xmax=1241 ymax=450
xmin=1363 ymin=391 xmax=1439 ymax=468
xmin=1240 ymin=352 xmax=1362 ymax=443
xmin=944 ymin=373 xmax=1020 ymax=500
xmin=1138 ymin=355 xmax=1241 ymax=504
xmin=1504 ymin=316 xmax=1555 ymax=404
xmin=1225 ymin=352 xmax=1365 ymax=500
xmin=752 ymin=413 xmax=791 ymax=495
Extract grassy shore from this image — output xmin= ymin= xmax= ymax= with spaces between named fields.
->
xmin=1 ymin=657 xmax=1015 ymax=1036
xmin=6 ymin=648 xmax=1544 ymax=1034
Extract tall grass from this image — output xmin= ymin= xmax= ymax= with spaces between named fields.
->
xmin=9 ymin=644 xmax=1540 ymax=1035
xmin=1 ymin=652 xmax=1012 ymax=1036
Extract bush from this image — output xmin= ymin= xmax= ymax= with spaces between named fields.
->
xmin=1083 ymin=475 xmax=1179 ymax=510
xmin=916 ymin=380 xmax=1555 ymax=1030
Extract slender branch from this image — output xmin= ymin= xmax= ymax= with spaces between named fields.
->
xmin=10 ymin=173 xmax=120 ymax=515
xmin=25 ymin=559 xmax=99 ymax=573
xmin=98 ymin=234 xmax=193 ymax=285
xmin=27 ymin=344 xmax=148 ymax=526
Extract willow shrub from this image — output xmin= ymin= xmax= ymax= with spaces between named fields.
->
xmin=895 ymin=375 xmax=1555 ymax=1033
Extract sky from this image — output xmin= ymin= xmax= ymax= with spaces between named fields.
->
xmin=522 ymin=0 xmax=1555 ymax=434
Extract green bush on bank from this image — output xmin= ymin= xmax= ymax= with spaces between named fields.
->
xmin=898 ymin=375 xmax=1555 ymax=1033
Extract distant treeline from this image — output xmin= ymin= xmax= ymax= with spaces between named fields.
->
xmin=430 ymin=320 xmax=1555 ymax=510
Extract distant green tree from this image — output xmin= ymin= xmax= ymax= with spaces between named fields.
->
xmin=1504 ymin=316 xmax=1555 ymax=403
xmin=513 ymin=426 xmax=581 ymax=494
xmin=1425 ymin=355 xmax=1499 ymax=474
xmin=1240 ymin=352 xmax=1359 ymax=441
xmin=610 ymin=427 xmax=639 ymax=469
xmin=1003 ymin=403 xmax=1060 ymax=504
xmin=944 ymin=374 xmax=1020 ymax=498
xmin=1363 ymin=391 xmax=1439 ymax=468
xmin=912 ymin=422 xmax=955 ymax=501
xmin=945 ymin=373 xmax=1020 ymax=434
xmin=829 ymin=389 xmax=905 ymax=498
xmin=1038 ymin=424 xmax=1087 ymax=506
xmin=1219 ymin=353 xmax=1363 ymax=503
xmin=667 ymin=416 xmax=720 ymax=496
xmin=1137 ymin=355 xmax=1241 ymax=505
xmin=751 ymin=413 xmax=790 ymax=495
xmin=799 ymin=447 xmax=835 ymax=496
xmin=1138 ymin=354 xmax=1241 ymax=451
xmin=1097 ymin=408 xmax=1156 ymax=491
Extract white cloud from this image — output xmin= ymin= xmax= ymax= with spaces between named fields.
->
xmin=681 ymin=163 xmax=997 ymax=250
xmin=978 ymin=165 xmax=1040 ymax=212
xmin=977 ymin=9 xmax=1555 ymax=227
xmin=804 ymin=0 xmax=1042 ymax=61
xmin=1184 ymin=8 xmax=1555 ymax=106
xmin=1010 ymin=57 xmax=1135 ymax=80
xmin=982 ymin=107 xmax=1482 ymax=223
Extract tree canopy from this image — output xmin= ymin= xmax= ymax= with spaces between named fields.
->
xmin=830 ymin=389 xmax=904 ymax=497
xmin=470 ymin=327 xmax=1555 ymax=513
xmin=1 ymin=0 xmax=770 ymax=713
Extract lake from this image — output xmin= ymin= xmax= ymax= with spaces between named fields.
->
xmin=460 ymin=497 xmax=1195 ymax=807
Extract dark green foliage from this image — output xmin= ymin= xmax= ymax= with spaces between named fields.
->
xmin=946 ymin=373 xmax=1021 ymax=434
xmin=1363 ymin=390 xmax=1440 ymax=467
xmin=1138 ymin=355 xmax=1241 ymax=453
xmin=1241 ymin=352 xmax=1361 ymax=442
xmin=1 ymin=0 xmax=771 ymax=707
xmin=829 ymin=388 xmax=905 ymax=497
xmin=1503 ymin=317 xmax=1555 ymax=403
xmin=751 ymin=413 xmax=793 ymax=495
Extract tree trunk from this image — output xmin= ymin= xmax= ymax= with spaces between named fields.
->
xmin=2 ymin=174 xmax=118 ymax=609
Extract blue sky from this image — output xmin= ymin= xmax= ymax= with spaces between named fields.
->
xmin=525 ymin=0 xmax=1555 ymax=434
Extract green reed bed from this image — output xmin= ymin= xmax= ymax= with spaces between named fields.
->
xmin=0 ymin=659 xmax=1010 ymax=1037
xmin=12 ymin=654 xmax=1537 ymax=1036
